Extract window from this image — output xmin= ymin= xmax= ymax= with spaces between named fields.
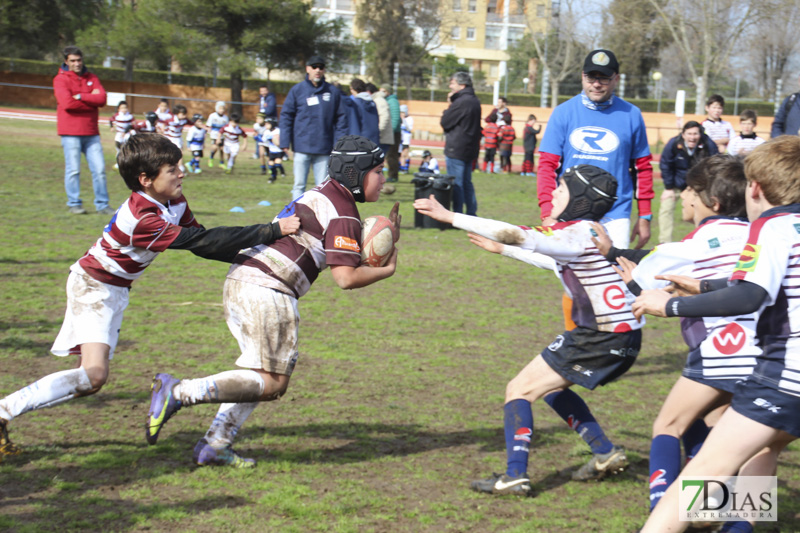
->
xmin=536 ymin=3 xmax=546 ymax=17
xmin=453 ymin=0 xmax=462 ymax=11
xmin=451 ymin=26 xmax=461 ymax=39
xmin=468 ymin=0 xmax=477 ymax=12
xmin=313 ymin=0 xmax=329 ymax=7
xmin=508 ymin=27 xmax=525 ymax=48
xmin=485 ymin=25 xmax=501 ymax=49
xmin=467 ymin=27 xmax=476 ymax=40
xmin=490 ymin=64 xmax=499 ymax=77
xmin=336 ymin=0 xmax=354 ymax=10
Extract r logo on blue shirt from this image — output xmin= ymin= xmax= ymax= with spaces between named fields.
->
xmin=569 ymin=127 xmax=620 ymax=154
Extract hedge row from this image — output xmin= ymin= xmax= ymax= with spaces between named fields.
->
xmin=1 ymin=57 xmax=777 ymax=116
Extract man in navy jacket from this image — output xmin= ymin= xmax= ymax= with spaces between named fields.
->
xmin=279 ymin=55 xmax=349 ymax=200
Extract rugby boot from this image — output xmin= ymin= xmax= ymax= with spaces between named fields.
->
xmin=571 ymin=445 xmax=628 ymax=481
xmin=193 ymin=438 xmax=256 ymax=468
xmin=146 ymin=373 xmax=182 ymax=445
xmin=470 ymin=472 xmax=531 ymax=496
xmin=0 ymin=419 xmax=21 ymax=460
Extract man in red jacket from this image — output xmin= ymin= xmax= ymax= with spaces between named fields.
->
xmin=53 ymin=46 xmax=113 ymax=215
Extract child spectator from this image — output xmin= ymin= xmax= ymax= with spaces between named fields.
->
xmin=259 ymin=117 xmax=286 ymax=183
xmin=498 ymin=119 xmax=516 ymax=173
xmin=635 ymin=136 xmax=800 ymax=532
xmin=110 ymin=101 xmax=134 ymax=169
xmin=419 ymin=150 xmax=440 ymax=174
xmin=415 ymin=164 xmax=642 ymax=495
xmin=0 ymin=133 xmax=300 ymax=461
xmin=400 ymin=104 xmax=413 ymax=173
xmin=522 ymin=114 xmax=541 ymax=176
xmin=727 ymin=109 xmax=765 ymax=156
xmin=220 ymin=113 xmax=248 ymax=175
xmin=482 ymin=117 xmax=500 ymax=173
xmin=206 ymin=101 xmax=229 ymax=169
xmin=701 ymin=94 xmax=735 ymax=153
xmin=144 ymin=136 xmax=399 ymax=467
xmin=186 ymin=114 xmax=207 ymax=174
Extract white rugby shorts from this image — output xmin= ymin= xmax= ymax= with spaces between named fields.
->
xmin=223 ymin=142 xmax=240 ymax=157
xmin=224 ymin=278 xmax=299 ymax=376
xmin=51 ymin=270 xmax=129 ymax=359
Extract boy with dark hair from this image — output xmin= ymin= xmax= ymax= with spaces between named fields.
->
xmin=498 ymin=119 xmax=516 ymax=173
xmin=110 ymin=100 xmax=134 ymax=169
xmin=728 ymin=109 xmax=765 ymax=156
xmin=481 ymin=117 xmax=500 ymax=173
xmin=702 ymin=94 xmax=735 ymax=153
xmin=0 ymin=133 xmax=299 ymax=461
xmin=636 ymin=137 xmax=800 ymax=532
xmin=144 ymin=135 xmax=400 ymax=467
xmin=186 ymin=114 xmax=206 ymax=174
xmin=415 ymin=164 xmax=643 ymax=495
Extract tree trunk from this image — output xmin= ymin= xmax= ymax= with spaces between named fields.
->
xmin=124 ymin=55 xmax=135 ymax=82
xmin=230 ymin=73 xmax=244 ymax=118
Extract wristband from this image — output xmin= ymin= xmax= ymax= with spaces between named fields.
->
xmin=639 ymin=214 xmax=652 ymax=221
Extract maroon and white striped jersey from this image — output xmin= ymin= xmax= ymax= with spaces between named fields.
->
xmin=164 ymin=116 xmax=189 ymax=139
xmin=451 ymin=214 xmax=643 ymax=333
xmin=227 ymin=179 xmax=362 ymax=298
xmin=221 ymin=123 xmax=247 ymax=146
xmin=154 ymin=108 xmax=173 ymax=124
xmin=75 ymin=192 xmax=200 ymax=288
xmin=110 ymin=111 xmax=134 ymax=134
xmin=633 ymin=217 xmax=759 ymax=379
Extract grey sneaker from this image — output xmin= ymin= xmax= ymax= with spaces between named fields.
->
xmin=96 ymin=206 xmax=116 ymax=215
xmin=572 ymin=445 xmax=628 ymax=481
xmin=470 ymin=472 xmax=531 ymax=496
xmin=69 ymin=206 xmax=87 ymax=215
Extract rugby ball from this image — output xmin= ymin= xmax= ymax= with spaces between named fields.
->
xmin=361 ymin=215 xmax=396 ymax=267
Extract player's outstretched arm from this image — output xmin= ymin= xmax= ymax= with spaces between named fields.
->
xmin=612 ymin=256 xmax=637 ymax=285
xmin=468 ymin=233 xmax=503 ymax=254
xmin=330 ymin=249 xmax=398 ymax=290
xmin=632 ymin=289 xmax=671 ymax=320
xmin=413 ymin=195 xmax=454 ymax=224
xmin=590 ymin=222 xmax=613 ymax=257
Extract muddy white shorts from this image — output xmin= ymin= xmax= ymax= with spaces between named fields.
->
xmin=51 ymin=270 xmax=129 ymax=359
xmin=167 ymin=136 xmax=183 ymax=150
xmin=223 ymin=278 xmax=299 ymax=376
xmin=223 ymin=142 xmax=240 ymax=157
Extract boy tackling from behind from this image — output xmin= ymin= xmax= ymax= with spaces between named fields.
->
xmin=415 ymin=164 xmax=643 ymax=495
xmin=144 ymin=136 xmax=400 ymax=467
xmin=0 ymin=133 xmax=299 ymax=461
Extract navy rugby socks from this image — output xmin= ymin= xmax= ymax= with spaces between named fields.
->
xmin=504 ymin=399 xmax=533 ymax=477
xmin=649 ymin=434 xmax=681 ymax=511
xmin=543 ymin=389 xmax=613 ymax=454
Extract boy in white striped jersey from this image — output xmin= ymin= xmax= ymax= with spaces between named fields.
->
xmin=416 ymin=164 xmax=643 ymax=495
xmin=728 ymin=109 xmax=765 ymax=156
xmin=592 ymin=155 xmax=765 ymax=523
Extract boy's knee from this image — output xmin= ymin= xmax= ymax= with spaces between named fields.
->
xmin=82 ymin=366 xmax=108 ymax=391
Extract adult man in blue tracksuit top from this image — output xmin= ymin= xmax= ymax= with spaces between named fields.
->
xmin=279 ymin=55 xmax=349 ymax=200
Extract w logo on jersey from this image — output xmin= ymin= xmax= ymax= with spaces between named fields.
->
xmin=649 ymin=469 xmax=668 ymax=489
xmin=568 ymin=127 xmax=620 ymax=155
xmin=712 ymin=322 xmax=747 ymax=355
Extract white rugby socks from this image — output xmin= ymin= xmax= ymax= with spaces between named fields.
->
xmin=0 ymin=367 xmax=92 ymax=421
xmin=204 ymin=402 xmax=258 ymax=449
xmin=174 ymin=370 xmax=265 ymax=406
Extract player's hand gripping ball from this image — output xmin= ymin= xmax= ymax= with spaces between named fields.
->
xmin=361 ymin=215 xmax=397 ymax=267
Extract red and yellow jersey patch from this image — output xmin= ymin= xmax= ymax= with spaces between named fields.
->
xmin=734 ymin=243 xmax=760 ymax=272
xmin=333 ymin=235 xmax=360 ymax=252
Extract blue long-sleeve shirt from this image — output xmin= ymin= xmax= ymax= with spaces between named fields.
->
xmin=279 ymin=76 xmax=348 ymax=155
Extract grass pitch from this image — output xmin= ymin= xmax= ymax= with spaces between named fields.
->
xmin=0 ymin=115 xmax=797 ymax=532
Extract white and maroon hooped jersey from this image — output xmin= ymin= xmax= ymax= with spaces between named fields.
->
xmin=164 ymin=116 xmax=188 ymax=139
xmin=452 ymin=215 xmax=642 ymax=333
xmin=221 ymin=123 xmax=247 ymax=146
xmin=702 ymin=118 xmax=735 ymax=143
xmin=227 ymin=179 xmax=362 ymax=298
xmin=730 ymin=207 xmax=800 ymax=397
xmin=154 ymin=108 xmax=173 ymax=124
xmin=633 ymin=217 xmax=759 ymax=380
xmin=75 ymin=192 xmax=200 ymax=288
xmin=110 ymin=111 xmax=134 ymax=134
xmin=136 ymin=120 xmax=157 ymax=133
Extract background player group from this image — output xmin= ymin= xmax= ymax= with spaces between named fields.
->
xmin=110 ymin=98 xmax=287 ymax=178
xmin=3 ymin=44 xmax=797 ymax=531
